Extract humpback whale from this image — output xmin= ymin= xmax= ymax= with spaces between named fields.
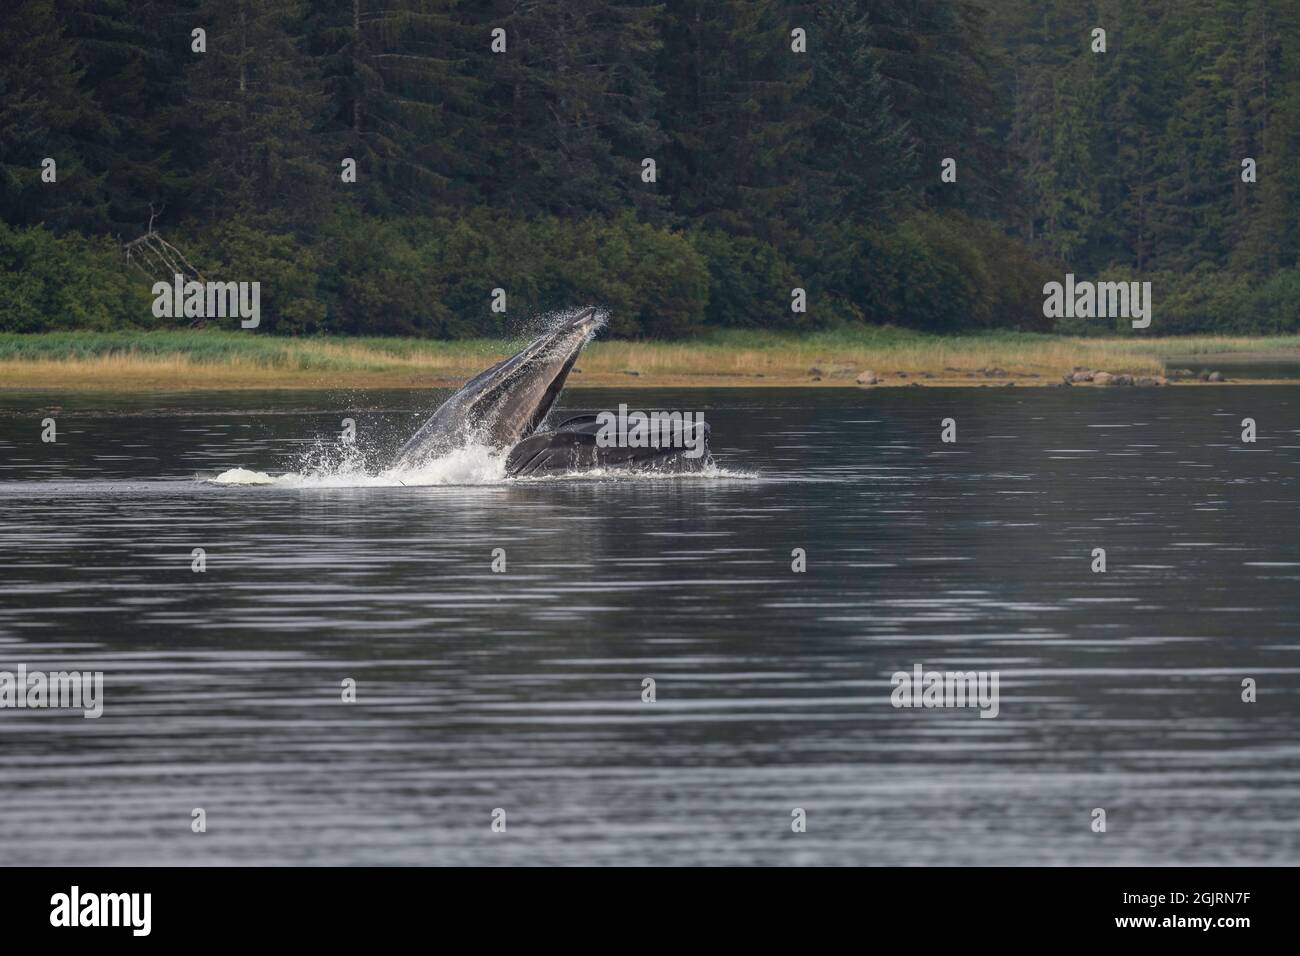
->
xmin=392 ymin=307 xmax=712 ymax=476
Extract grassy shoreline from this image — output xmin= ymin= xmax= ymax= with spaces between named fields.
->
xmin=2 ymin=328 xmax=1298 ymax=390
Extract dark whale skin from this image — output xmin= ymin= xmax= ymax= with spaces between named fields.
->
xmin=392 ymin=308 xmax=601 ymax=468
xmin=505 ymin=415 xmax=711 ymax=477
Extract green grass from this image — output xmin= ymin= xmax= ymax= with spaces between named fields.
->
xmin=2 ymin=327 xmax=1298 ymax=390
xmin=0 ymin=330 xmax=532 ymax=368
xmin=4 ymin=326 xmax=1299 ymax=363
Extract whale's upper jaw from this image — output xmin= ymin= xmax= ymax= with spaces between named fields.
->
xmin=391 ymin=307 xmax=603 ymax=467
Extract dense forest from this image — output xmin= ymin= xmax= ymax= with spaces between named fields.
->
xmin=1 ymin=0 xmax=1297 ymax=337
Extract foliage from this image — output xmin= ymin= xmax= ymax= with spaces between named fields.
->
xmin=1 ymin=1 xmax=1296 ymax=337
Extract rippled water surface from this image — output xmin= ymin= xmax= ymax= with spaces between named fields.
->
xmin=1 ymin=386 xmax=1298 ymax=865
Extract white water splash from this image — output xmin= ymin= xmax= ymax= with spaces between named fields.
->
xmin=211 ymin=442 xmax=507 ymax=487
xmin=210 ymin=443 xmax=750 ymax=488
xmin=210 ymin=467 xmax=278 ymax=486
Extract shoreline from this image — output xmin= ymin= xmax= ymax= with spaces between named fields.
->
xmin=1 ymin=330 xmax=1297 ymax=391
xmin=4 ymin=372 xmax=1297 ymax=391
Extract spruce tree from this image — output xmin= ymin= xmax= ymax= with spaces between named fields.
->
xmin=183 ymin=0 xmax=330 ymax=232
xmin=0 ymin=0 xmax=104 ymax=231
xmin=306 ymin=0 xmax=484 ymax=214
xmin=59 ymin=0 xmax=193 ymax=235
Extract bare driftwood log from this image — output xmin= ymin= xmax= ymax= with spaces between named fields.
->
xmin=123 ymin=207 xmax=204 ymax=282
xmin=122 ymin=207 xmax=208 ymax=325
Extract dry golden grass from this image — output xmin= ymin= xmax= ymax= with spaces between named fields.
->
xmin=569 ymin=336 xmax=1216 ymax=385
xmin=1 ymin=331 xmax=1295 ymax=390
xmin=0 ymin=354 xmax=466 ymax=390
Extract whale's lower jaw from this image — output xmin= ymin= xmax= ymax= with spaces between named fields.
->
xmin=392 ymin=306 xmax=714 ymax=477
xmin=391 ymin=308 xmax=602 ymax=468
xmin=505 ymin=416 xmax=711 ymax=477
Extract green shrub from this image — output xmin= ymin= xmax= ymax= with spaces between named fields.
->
xmin=9 ymin=209 xmax=1289 ymax=341
xmin=688 ymin=228 xmax=806 ymax=330
xmin=188 ymin=221 xmax=328 ymax=334
xmin=395 ymin=212 xmax=709 ymax=338
xmin=815 ymin=213 xmax=1058 ymax=333
xmin=0 ymin=222 xmax=149 ymax=332
xmin=1055 ymin=266 xmax=1300 ymax=336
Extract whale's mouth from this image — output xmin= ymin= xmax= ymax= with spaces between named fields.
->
xmin=391 ymin=307 xmax=605 ymax=468
xmin=522 ymin=344 xmax=584 ymax=437
xmin=203 ymin=305 xmax=724 ymax=485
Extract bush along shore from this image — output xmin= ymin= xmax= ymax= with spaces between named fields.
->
xmin=0 ymin=329 xmax=1295 ymax=391
xmin=5 ymin=3 xmax=1300 ymax=344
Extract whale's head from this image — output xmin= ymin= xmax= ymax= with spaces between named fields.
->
xmin=392 ymin=307 xmax=604 ymax=467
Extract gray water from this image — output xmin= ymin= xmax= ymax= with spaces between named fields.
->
xmin=1 ymin=386 xmax=1298 ymax=866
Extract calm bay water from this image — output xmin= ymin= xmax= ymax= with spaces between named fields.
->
xmin=1 ymin=386 xmax=1298 ymax=865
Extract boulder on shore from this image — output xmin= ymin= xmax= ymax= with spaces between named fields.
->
xmin=1092 ymin=371 xmax=1115 ymax=386
xmin=855 ymin=370 xmax=879 ymax=386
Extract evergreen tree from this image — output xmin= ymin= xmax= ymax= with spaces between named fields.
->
xmin=183 ymin=0 xmax=330 ymax=231
xmin=802 ymin=0 xmax=916 ymax=226
xmin=306 ymin=0 xmax=483 ymax=214
xmin=657 ymin=0 xmax=807 ymax=241
xmin=475 ymin=0 xmax=665 ymax=218
xmin=59 ymin=0 xmax=194 ymax=235
xmin=0 ymin=0 xmax=104 ymax=231
xmin=865 ymin=0 xmax=1006 ymax=214
xmin=1034 ymin=66 xmax=1101 ymax=262
xmin=3 ymin=0 xmax=1297 ymax=337
xmin=1230 ymin=0 xmax=1300 ymax=272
